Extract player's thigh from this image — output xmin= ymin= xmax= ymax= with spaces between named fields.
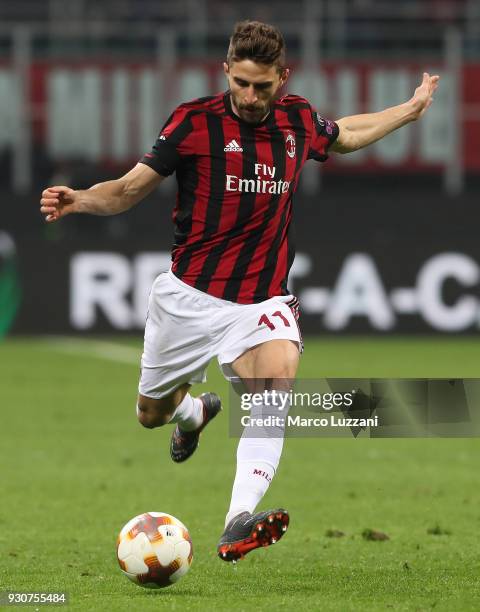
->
xmin=137 ymin=384 xmax=191 ymax=429
xmin=232 ymin=339 xmax=299 ymax=393
xmin=233 ymin=338 xmax=299 ymax=378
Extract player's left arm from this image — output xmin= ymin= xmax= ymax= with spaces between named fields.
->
xmin=330 ymin=72 xmax=440 ymax=154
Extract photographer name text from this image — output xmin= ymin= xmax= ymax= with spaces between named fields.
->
xmin=240 ymin=415 xmax=379 ymax=428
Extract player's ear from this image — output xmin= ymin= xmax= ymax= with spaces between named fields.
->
xmin=223 ymin=62 xmax=230 ymax=76
xmin=279 ymin=68 xmax=290 ymax=87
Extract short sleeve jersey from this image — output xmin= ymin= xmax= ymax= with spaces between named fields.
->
xmin=140 ymin=91 xmax=339 ymax=304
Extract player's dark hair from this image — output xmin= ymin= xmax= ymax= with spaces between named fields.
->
xmin=227 ymin=21 xmax=286 ymax=71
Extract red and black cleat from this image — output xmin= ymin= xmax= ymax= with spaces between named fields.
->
xmin=217 ymin=509 xmax=290 ymax=562
xmin=170 ymin=392 xmax=222 ymax=463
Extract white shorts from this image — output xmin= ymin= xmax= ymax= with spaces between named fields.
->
xmin=138 ymin=270 xmax=302 ymax=399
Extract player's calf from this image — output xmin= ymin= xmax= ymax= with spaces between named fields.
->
xmin=136 ymin=385 xmax=190 ymax=429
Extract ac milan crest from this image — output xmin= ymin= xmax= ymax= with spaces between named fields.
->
xmin=285 ymin=133 xmax=296 ymax=159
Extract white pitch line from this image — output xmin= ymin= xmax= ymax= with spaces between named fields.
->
xmin=42 ymin=336 xmax=141 ymax=365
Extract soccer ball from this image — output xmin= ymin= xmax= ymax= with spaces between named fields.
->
xmin=116 ymin=512 xmax=193 ymax=588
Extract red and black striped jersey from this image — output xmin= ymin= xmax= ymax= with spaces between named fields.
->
xmin=140 ymin=91 xmax=338 ymax=304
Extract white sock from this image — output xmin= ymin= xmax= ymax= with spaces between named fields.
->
xmin=225 ymin=391 xmax=289 ymax=526
xmin=169 ymin=393 xmax=204 ymax=431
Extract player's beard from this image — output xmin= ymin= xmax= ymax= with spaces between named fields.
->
xmin=232 ymin=93 xmax=277 ymax=125
xmin=237 ymin=102 xmax=269 ymax=124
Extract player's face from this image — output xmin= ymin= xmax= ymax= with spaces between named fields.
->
xmin=224 ymin=60 xmax=289 ymax=124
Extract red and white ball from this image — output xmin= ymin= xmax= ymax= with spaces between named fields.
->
xmin=116 ymin=512 xmax=193 ymax=588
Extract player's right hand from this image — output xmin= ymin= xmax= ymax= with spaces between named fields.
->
xmin=40 ymin=186 xmax=77 ymax=223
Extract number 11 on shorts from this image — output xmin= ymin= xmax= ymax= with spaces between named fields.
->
xmin=258 ymin=311 xmax=291 ymax=331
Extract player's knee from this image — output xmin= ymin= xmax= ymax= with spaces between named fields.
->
xmin=136 ymin=398 xmax=171 ymax=429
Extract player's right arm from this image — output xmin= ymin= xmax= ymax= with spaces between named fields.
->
xmin=40 ymin=163 xmax=164 ymax=223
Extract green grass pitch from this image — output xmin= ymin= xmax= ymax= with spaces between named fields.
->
xmin=2 ymin=336 xmax=480 ymax=611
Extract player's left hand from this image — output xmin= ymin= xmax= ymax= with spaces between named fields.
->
xmin=410 ymin=72 xmax=440 ymax=119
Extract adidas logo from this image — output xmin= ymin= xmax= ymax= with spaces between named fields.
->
xmin=224 ymin=139 xmax=243 ymax=152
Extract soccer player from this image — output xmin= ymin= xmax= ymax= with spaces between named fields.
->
xmin=40 ymin=21 xmax=439 ymax=562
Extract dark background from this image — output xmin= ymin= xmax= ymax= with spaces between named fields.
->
xmin=1 ymin=0 xmax=479 ymax=335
